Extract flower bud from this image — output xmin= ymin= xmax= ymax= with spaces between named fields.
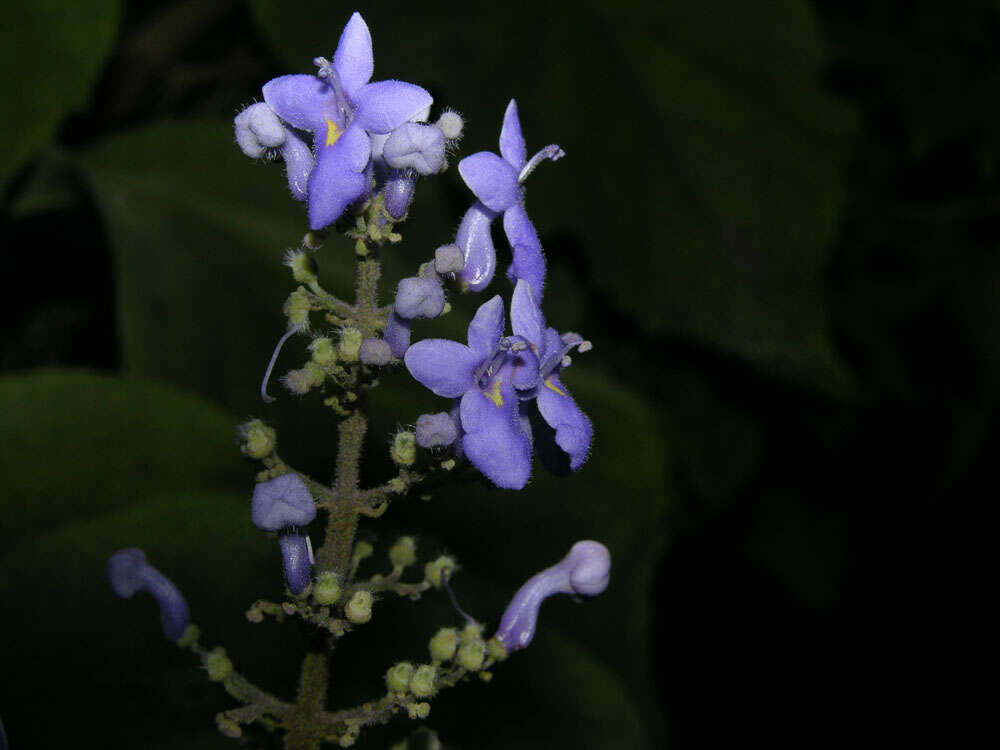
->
xmin=282 ymin=368 xmax=313 ymax=395
xmin=383 ymin=170 xmax=415 ymax=220
xmin=205 ymin=647 xmax=233 ymax=682
xmin=423 ymin=555 xmax=456 ymax=588
xmin=313 ymin=571 xmax=342 ymax=606
xmin=434 ymin=244 xmax=465 ymax=275
xmin=415 ymin=412 xmax=458 ymax=449
xmin=457 ymin=639 xmax=485 ymax=671
xmin=359 ymin=337 xmax=392 ymax=366
xmin=391 ymin=431 xmax=417 ymax=467
xmin=351 ymin=539 xmax=374 ymax=568
xmin=239 ymin=419 xmax=276 ymax=459
xmin=283 ymin=289 xmax=311 ymax=327
xmin=409 ymin=664 xmax=437 ymax=698
xmin=384 ymin=122 xmax=446 ymax=175
xmin=428 ymin=627 xmax=458 ymax=663
xmin=234 ymin=102 xmax=286 ymax=158
xmin=460 ymin=622 xmax=483 ymax=644
xmin=394 ymin=277 xmax=445 ymax=320
xmin=345 ymin=590 xmax=373 ymax=624
xmin=486 ymin=637 xmax=508 ymax=662
xmin=389 ymin=536 xmax=417 ymax=568
xmin=338 ymin=327 xmax=363 ymax=362
xmin=406 ymin=702 xmax=431 ymax=720
xmin=216 ymin=713 xmax=242 ymax=739
xmin=436 ymin=110 xmax=464 ymax=141
xmin=310 ymin=337 xmax=337 ymax=365
xmin=385 ymin=661 xmax=415 ymax=693
xmin=285 ymin=249 xmax=319 ymax=285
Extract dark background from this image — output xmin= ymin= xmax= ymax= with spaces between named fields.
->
xmin=1 ymin=0 xmax=998 ymax=747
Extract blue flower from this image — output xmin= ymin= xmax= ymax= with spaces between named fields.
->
xmin=236 ymin=12 xmax=433 ymax=230
xmin=251 ymin=474 xmax=317 ymax=594
xmin=107 ymin=548 xmax=191 ymax=641
xmin=455 ymin=100 xmax=564 ymax=303
xmin=510 ymin=280 xmax=593 ymax=472
xmin=404 ymin=295 xmax=532 ymax=489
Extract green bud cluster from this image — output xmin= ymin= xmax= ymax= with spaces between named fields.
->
xmin=409 ymin=664 xmax=437 ymax=697
xmin=423 ymin=556 xmax=456 ymax=589
xmin=389 ymin=536 xmax=417 ymax=568
xmin=386 ymin=661 xmax=415 ymax=693
xmin=239 ymin=419 xmax=276 ymax=460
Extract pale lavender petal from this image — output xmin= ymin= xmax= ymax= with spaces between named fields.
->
xmin=458 ymin=152 xmax=520 ymax=212
xmin=251 ymin=473 xmax=317 ymax=531
xmin=384 ymin=310 xmax=412 ymax=357
xmin=307 ymin=122 xmax=371 ymax=230
xmin=537 ymin=374 xmax=592 ymax=471
xmin=504 ymin=203 xmax=546 ymax=303
xmin=383 ymin=122 xmax=446 ymax=175
xmin=499 ymin=99 xmax=526 ymax=171
xmin=404 ymin=339 xmax=478 ymax=398
xmin=395 ymin=276 xmax=445 ymax=319
xmin=460 ymin=374 xmax=531 ymax=489
xmin=262 ymin=74 xmax=335 ymax=131
xmin=280 ymin=126 xmax=313 ymax=201
xmin=466 ymin=295 xmax=505 ymax=360
xmin=332 ymin=11 xmax=374 ymax=99
xmin=456 ymin=201 xmax=498 ymax=292
xmin=354 ymin=80 xmax=434 ymax=134
xmin=510 ymin=278 xmax=545 ymax=350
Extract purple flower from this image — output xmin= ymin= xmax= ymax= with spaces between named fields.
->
xmin=404 ymin=296 xmax=532 ymax=489
xmin=494 ymin=540 xmax=610 ymax=652
xmin=240 ymin=12 xmax=433 ymax=230
xmin=107 ymin=548 xmax=191 ymax=641
xmin=251 ymin=474 xmax=317 ymax=594
xmin=456 ymin=100 xmax=564 ymax=303
xmin=234 ymin=103 xmax=313 ymax=201
xmin=510 ymin=280 xmax=593 ymax=472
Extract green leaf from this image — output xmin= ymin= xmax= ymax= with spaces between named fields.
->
xmin=0 ymin=0 xmax=121 ymax=188
xmin=0 ymin=368 xmax=245 ymax=552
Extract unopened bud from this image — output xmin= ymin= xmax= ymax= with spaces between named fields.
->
xmin=309 ymin=337 xmax=336 ymax=365
xmin=239 ymin=419 xmax=276 ymax=459
xmin=415 ymin=412 xmax=458 ymax=449
xmin=345 ymin=590 xmax=373 ymax=624
xmin=391 ymin=431 xmax=417 ymax=467
xmin=359 ymin=337 xmax=392 ymax=366
xmin=436 ymin=110 xmax=464 ymax=141
xmin=313 ymin=571 xmax=342 ymax=605
xmin=460 ymin=622 xmax=484 ymax=644
xmin=216 ymin=714 xmax=242 ymax=739
xmin=205 ymin=648 xmax=233 ymax=682
xmin=428 ymin=627 xmax=458 ymax=662
xmin=282 ymin=368 xmax=313 ymax=395
xmin=338 ymin=327 xmax=363 ymax=362
xmin=395 ymin=277 xmax=445 ymax=319
xmin=457 ymin=638 xmax=485 ymax=671
xmin=406 ymin=702 xmax=431 ymax=720
xmin=389 ymin=536 xmax=417 ymax=568
xmin=285 ymin=249 xmax=319 ymax=285
xmin=409 ymin=664 xmax=437 ymax=698
xmin=386 ymin=661 xmax=415 ymax=693
xmin=486 ymin=637 xmax=508 ymax=662
xmin=434 ymin=244 xmax=464 ymax=275
xmin=283 ymin=289 xmax=311 ymax=327
xmin=424 ymin=555 xmax=456 ymax=588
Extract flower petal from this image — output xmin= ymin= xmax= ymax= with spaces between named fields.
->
xmin=263 ymin=74 xmax=335 ymax=131
xmin=404 ymin=339 xmax=478 ymax=398
xmin=354 ymin=80 xmax=434 ymax=134
xmin=456 ymin=201 xmax=498 ymax=292
xmin=499 ymin=98 xmax=527 ymax=171
xmin=466 ymin=295 xmax=505 ymax=360
xmin=537 ymin=374 xmax=592 ymax=471
xmin=458 ymin=152 xmax=520 ymax=212
xmin=383 ymin=122 xmax=446 ymax=175
xmin=460 ymin=375 xmax=531 ymax=489
xmin=280 ymin=126 xmax=313 ymax=201
xmin=504 ymin=203 xmax=546 ymax=303
xmin=333 ymin=11 xmax=374 ymax=100
xmin=306 ymin=122 xmax=371 ymax=230
xmin=511 ymin=278 xmax=545 ymax=350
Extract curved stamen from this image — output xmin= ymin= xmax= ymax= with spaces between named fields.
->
xmin=539 ymin=337 xmax=591 ymax=379
xmin=441 ymin=566 xmax=476 ymax=625
xmin=313 ymin=57 xmax=352 ymax=125
xmin=260 ymin=325 xmax=303 ymax=403
xmin=518 ymin=144 xmax=565 ymax=183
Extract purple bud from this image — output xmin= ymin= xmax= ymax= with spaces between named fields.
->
xmin=434 ymin=244 xmax=465 ymax=275
xmin=384 ymin=122 xmax=446 ymax=175
xmin=384 ymin=169 xmax=415 ymax=220
xmin=384 ymin=310 xmax=412 ymax=358
xmin=251 ymin=474 xmax=316 ymax=531
xmin=107 ymin=548 xmax=191 ymax=641
xmin=234 ymin=103 xmax=285 ymax=158
xmin=494 ymin=541 xmax=610 ymax=652
xmin=359 ymin=337 xmax=392 ymax=366
xmin=415 ymin=412 xmax=459 ymax=449
xmin=395 ymin=276 xmax=445 ymax=319
xmin=279 ymin=531 xmax=314 ymax=595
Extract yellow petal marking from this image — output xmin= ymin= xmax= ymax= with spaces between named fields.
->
xmin=544 ymin=377 xmax=567 ymax=397
xmin=483 ymin=378 xmax=504 ymax=408
xmin=325 ymin=118 xmax=342 ymax=148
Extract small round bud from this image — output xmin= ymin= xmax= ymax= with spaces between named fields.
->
xmin=216 ymin=714 xmax=242 ymax=739
xmin=415 ymin=412 xmax=458 ymax=449
xmin=302 ymin=360 xmax=325 ymax=386
xmin=486 ymin=637 xmax=508 ymax=662
xmin=437 ymin=110 xmax=464 ymax=141
xmin=395 ymin=277 xmax=445 ymax=319
xmin=389 ymin=536 xmax=417 ymax=568
xmin=424 ymin=555 xmax=456 ymax=588
xmin=457 ymin=639 xmax=485 ymax=671
xmin=285 ymin=249 xmax=319 ymax=285
xmin=406 ymin=702 xmax=431 ymax=720
xmin=281 ymin=368 xmax=313 ymax=395
xmin=310 ymin=337 xmax=337 ymax=364
xmin=205 ymin=647 xmax=233 ymax=682
xmin=409 ymin=664 xmax=437 ymax=698
xmin=352 ymin=540 xmax=374 ymax=565
xmin=338 ymin=327 xmax=363 ymax=362
xmin=460 ymin=622 xmax=484 ymax=644
xmin=358 ymin=338 xmax=392 ymax=366
xmin=434 ymin=244 xmax=464 ymax=275
xmin=313 ymin=571 xmax=342 ymax=605
xmin=418 ymin=261 xmax=440 ymax=281
xmin=428 ymin=627 xmax=458 ymax=663
xmin=239 ymin=419 xmax=276 ymax=459
xmin=284 ymin=289 xmax=311 ymax=327
xmin=345 ymin=590 xmax=373 ymax=624
xmin=385 ymin=661 xmax=415 ymax=693
xmin=391 ymin=431 xmax=417 ymax=467
xmin=383 ymin=170 xmax=415 ymax=220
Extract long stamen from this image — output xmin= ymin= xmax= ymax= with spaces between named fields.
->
xmin=260 ymin=325 xmax=303 ymax=403
xmin=518 ymin=144 xmax=565 ymax=183
xmin=441 ymin=566 xmax=476 ymax=625
xmin=539 ymin=337 xmax=592 ymax=379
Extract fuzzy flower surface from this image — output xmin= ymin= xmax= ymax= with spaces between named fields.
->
xmin=456 ymin=99 xmax=564 ymax=303
xmin=404 ymin=295 xmax=532 ymax=489
xmin=240 ymin=12 xmax=433 ymax=229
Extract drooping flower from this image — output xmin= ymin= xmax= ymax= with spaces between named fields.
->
xmin=404 ymin=295 xmax=532 ymax=489
xmin=251 ymin=474 xmax=317 ymax=594
xmin=510 ymin=279 xmax=593 ymax=472
xmin=494 ymin=540 xmax=611 ymax=652
xmin=233 ymin=103 xmax=314 ymax=200
xmin=237 ymin=12 xmax=433 ymax=230
xmin=107 ymin=548 xmax=191 ymax=641
xmin=456 ymin=99 xmax=564 ymax=303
